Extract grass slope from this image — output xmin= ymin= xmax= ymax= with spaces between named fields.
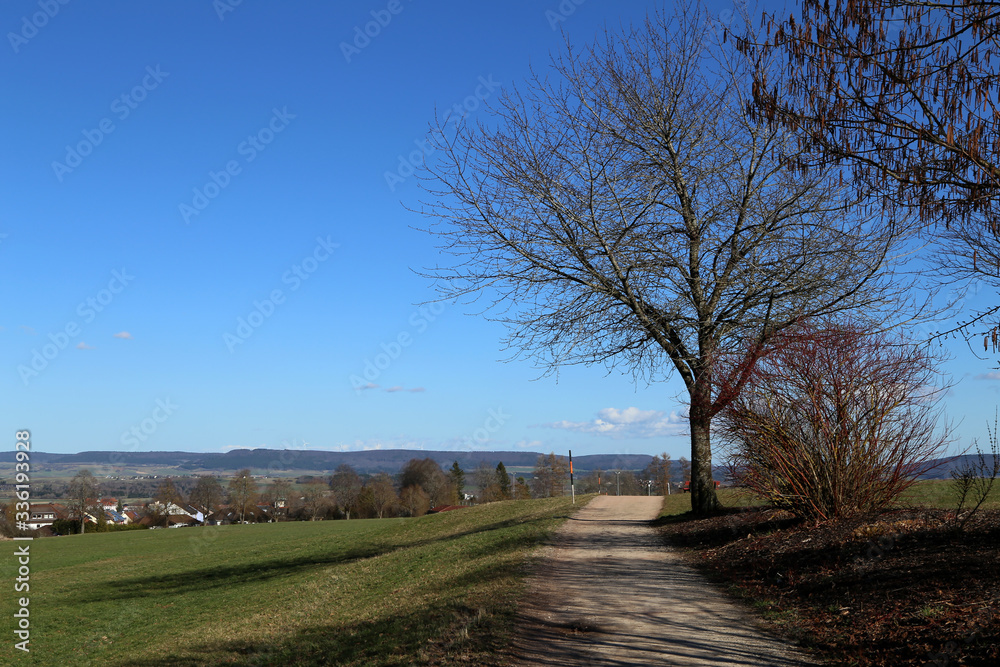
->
xmin=1 ymin=496 xmax=582 ymax=666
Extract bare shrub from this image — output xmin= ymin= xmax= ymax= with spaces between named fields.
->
xmin=718 ymin=321 xmax=950 ymax=520
xmin=950 ymin=413 xmax=1000 ymax=530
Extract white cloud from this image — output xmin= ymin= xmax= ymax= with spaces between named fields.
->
xmin=385 ymin=386 xmax=404 ymax=393
xmin=975 ymin=372 xmax=1000 ymax=380
xmin=76 ymin=342 xmax=95 ymax=350
xmin=537 ymin=406 xmax=687 ymax=439
xmin=357 ymin=383 xmax=379 ymax=391
xmin=113 ymin=331 xmax=133 ymax=339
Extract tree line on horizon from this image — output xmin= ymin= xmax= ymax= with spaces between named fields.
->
xmin=1 ymin=452 xmax=696 ymax=536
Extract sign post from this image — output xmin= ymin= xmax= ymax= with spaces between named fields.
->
xmin=569 ymin=450 xmax=574 ymax=504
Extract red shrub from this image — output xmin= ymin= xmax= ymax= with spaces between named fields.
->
xmin=718 ymin=321 xmax=950 ymax=520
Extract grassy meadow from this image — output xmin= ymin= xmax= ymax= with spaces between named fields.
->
xmin=657 ymin=478 xmax=1000 ymax=519
xmin=1 ymin=496 xmax=582 ymax=666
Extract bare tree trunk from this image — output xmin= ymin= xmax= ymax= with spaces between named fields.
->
xmin=689 ymin=373 xmax=720 ymax=515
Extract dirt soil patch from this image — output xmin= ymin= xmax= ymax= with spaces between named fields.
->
xmin=510 ymin=495 xmax=819 ymax=665
xmin=656 ymin=506 xmax=1000 ymax=666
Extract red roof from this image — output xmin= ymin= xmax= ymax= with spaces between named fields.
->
xmin=428 ymin=505 xmax=466 ymax=513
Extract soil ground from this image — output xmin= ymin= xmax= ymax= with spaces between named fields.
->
xmin=658 ymin=505 xmax=1000 ymax=666
xmin=510 ymin=495 xmax=820 ymax=666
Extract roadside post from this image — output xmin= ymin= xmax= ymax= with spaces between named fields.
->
xmin=569 ymin=450 xmax=574 ymax=504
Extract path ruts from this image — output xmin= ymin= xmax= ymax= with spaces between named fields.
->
xmin=511 ymin=495 xmax=819 ymax=666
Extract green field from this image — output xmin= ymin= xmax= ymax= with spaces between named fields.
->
xmin=898 ymin=477 xmax=1000 ymax=509
xmin=1 ymin=496 xmax=582 ymax=666
xmin=656 ymin=478 xmax=1000 ymax=519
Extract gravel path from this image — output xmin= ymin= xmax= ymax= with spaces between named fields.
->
xmin=511 ymin=495 xmax=820 ymax=666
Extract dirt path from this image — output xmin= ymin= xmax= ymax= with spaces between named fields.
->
xmin=511 ymin=495 xmax=819 ymax=666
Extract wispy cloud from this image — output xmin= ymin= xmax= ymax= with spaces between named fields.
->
xmin=386 ymin=386 xmax=404 ymax=393
xmin=385 ymin=385 xmax=425 ymax=393
xmin=975 ymin=372 xmax=1000 ymax=380
xmin=20 ymin=325 xmax=36 ymax=335
xmin=357 ymin=382 xmax=379 ymax=391
xmin=113 ymin=331 xmax=133 ymax=339
xmin=76 ymin=342 xmax=95 ymax=350
xmin=514 ymin=439 xmax=545 ymax=450
xmin=537 ymin=407 xmax=687 ymax=439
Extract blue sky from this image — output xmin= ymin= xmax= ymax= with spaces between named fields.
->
xmin=2 ymin=0 xmax=997 ymax=459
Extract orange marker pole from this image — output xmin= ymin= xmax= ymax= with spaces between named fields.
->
xmin=569 ymin=450 xmax=574 ymax=504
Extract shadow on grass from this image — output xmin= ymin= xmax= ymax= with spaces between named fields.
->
xmin=70 ymin=515 xmax=558 ymax=606
xmin=117 ymin=606 xmax=466 ymax=667
xmin=111 ymin=526 xmax=547 ymax=667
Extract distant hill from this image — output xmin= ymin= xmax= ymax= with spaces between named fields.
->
xmin=2 ymin=448 xmax=991 ymax=479
xmin=0 ymin=448 xmax=655 ymax=475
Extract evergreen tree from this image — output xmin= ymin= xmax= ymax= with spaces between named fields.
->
xmin=495 ymin=462 xmax=511 ymax=499
xmin=449 ymin=461 xmax=465 ymax=502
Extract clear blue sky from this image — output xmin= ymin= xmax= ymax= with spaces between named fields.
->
xmin=2 ymin=0 xmax=996 ymax=459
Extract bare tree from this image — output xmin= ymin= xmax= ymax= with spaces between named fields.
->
xmin=68 ymin=468 xmax=99 ymax=535
xmin=718 ymin=320 xmax=951 ymax=520
xmin=190 ymin=475 xmax=224 ymax=518
xmin=264 ymin=478 xmax=294 ymax=518
xmin=579 ymin=469 xmax=604 ymax=494
xmin=741 ymin=0 xmax=1000 ymax=342
xmin=678 ymin=457 xmax=691 ymax=485
xmin=155 ymin=478 xmax=182 ymax=506
xmin=643 ymin=453 xmax=673 ymax=494
xmin=301 ymin=479 xmax=334 ymax=521
xmin=472 ymin=461 xmax=501 ymax=502
xmin=330 ymin=464 xmax=362 ymax=519
xmin=151 ymin=478 xmax=184 ymax=527
xmin=227 ymin=469 xmax=258 ymax=524
xmin=531 ymin=453 xmax=569 ymax=498
xmin=399 ymin=485 xmax=431 ymax=517
xmin=365 ymin=473 xmax=398 ymax=519
xmin=417 ymin=6 xmax=911 ymax=514
xmin=400 ymin=458 xmax=451 ymax=506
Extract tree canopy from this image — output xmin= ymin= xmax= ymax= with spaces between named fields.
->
xmin=419 ymin=6 xmax=912 ymax=513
